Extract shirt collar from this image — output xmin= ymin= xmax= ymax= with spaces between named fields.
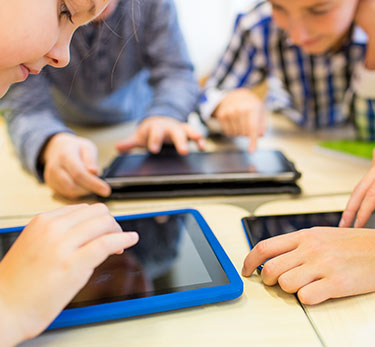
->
xmin=351 ymin=26 xmax=368 ymax=45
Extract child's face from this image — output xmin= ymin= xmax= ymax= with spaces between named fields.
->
xmin=0 ymin=0 xmax=111 ymax=98
xmin=270 ymin=0 xmax=359 ymax=54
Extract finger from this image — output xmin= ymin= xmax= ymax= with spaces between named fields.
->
xmin=340 ymin=171 xmax=375 ymax=227
xmin=354 ymin=188 xmax=375 ymax=227
xmin=258 ymin=107 xmax=267 ymax=136
xmin=221 ymin=117 xmax=235 ymax=137
xmin=65 ymin=208 xmax=125 ymax=249
xmin=260 ymin=249 xmax=303 ymax=286
xmin=184 ymin=125 xmax=206 ymax=151
xmin=297 ymin=278 xmax=332 ymax=305
xmin=239 ymin=111 xmax=250 ymax=137
xmin=147 ymin=126 xmax=165 ymax=153
xmin=81 ymin=143 xmax=99 ymax=174
xmin=53 ymin=204 xmax=117 ymax=238
xmin=227 ymin=112 xmax=241 ymax=136
xmin=116 ymin=134 xmax=140 ymax=153
xmin=248 ymin=110 xmax=259 ymax=153
xmin=242 ymin=232 xmax=300 ymax=277
xmin=276 ymin=264 xmax=321 ymax=294
xmin=63 ymin=154 xmax=111 ymax=197
xmin=168 ymin=125 xmax=189 ymax=155
xmin=74 ymin=232 xmax=139 ymax=271
xmin=48 ymin=167 xmax=92 ymax=199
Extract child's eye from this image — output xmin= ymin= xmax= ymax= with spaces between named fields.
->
xmin=60 ymin=2 xmax=74 ymax=24
xmin=309 ymin=9 xmax=329 ymax=16
xmin=271 ymin=3 xmax=285 ymax=13
xmin=308 ymin=6 xmax=331 ymax=16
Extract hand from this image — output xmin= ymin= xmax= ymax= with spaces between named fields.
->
xmin=116 ymin=116 xmax=206 ymax=155
xmin=242 ymin=227 xmax=375 ymax=305
xmin=0 ymin=204 xmax=138 ymax=346
xmin=41 ymin=133 xmax=111 ymax=199
xmin=213 ymin=88 xmax=267 ymax=152
xmin=355 ymin=0 xmax=375 ymax=38
xmin=340 ymin=149 xmax=375 ymax=228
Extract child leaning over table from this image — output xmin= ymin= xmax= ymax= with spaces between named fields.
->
xmin=215 ymin=0 xmax=375 ymax=306
xmin=0 ymin=0 xmax=202 ymax=200
xmin=200 ymin=0 xmax=375 ymax=152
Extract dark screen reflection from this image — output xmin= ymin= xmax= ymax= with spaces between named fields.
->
xmin=108 ymin=150 xmax=292 ymax=177
xmin=68 ymin=213 xmax=225 ymax=309
xmin=0 ymin=213 xmax=227 ymax=310
xmin=68 ymin=215 xmax=185 ymax=308
xmin=247 ymin=212 xmax=343 ymax=246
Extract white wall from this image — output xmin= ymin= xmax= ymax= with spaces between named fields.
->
xmin=174 ymin=0 xmax=254 ymax=78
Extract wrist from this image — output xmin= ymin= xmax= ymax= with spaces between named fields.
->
xmin=0 ymin=287 xmax=25 ymax=346
xmin=39 ymin=133 xmax=69 ymax=166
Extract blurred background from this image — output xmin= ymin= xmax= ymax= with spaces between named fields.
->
xmin=174 ymin=0 xmax=254 ymax=79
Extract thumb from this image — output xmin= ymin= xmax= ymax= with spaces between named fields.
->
xmin=81 ymin=144 xmax=99 ymax=175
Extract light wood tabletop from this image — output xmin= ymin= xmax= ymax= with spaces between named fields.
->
xmin=255 ymin=196 xmax=375 ymax=347
xmin=1 ymin=113 xmax=374 ymax=346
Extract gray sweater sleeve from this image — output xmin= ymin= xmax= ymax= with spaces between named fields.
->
xmin=0 ymin=0 xmax=199 ymax=181
xmin=1 ymin=74 xmax=72 ymax=180
xmin=140 ymin=0 xmax=200 ymax=122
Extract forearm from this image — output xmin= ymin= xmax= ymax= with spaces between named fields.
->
xmin=146 ymin=73 xmax=200 ymax=123
xmin=6 ymin=110 xmax=72 ymax=180
xmin=0 ymin=289 xmax=25 ymax=346
xmin=142 ymin=0 xmax=199 ymax=122
xmin=0 ymin=75 xmax=72 ymax=179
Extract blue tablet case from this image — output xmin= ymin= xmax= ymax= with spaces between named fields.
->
xmin=0 ymin=209 xmax=243 ymax=329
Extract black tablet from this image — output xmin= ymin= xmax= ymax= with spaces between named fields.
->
xmin=102 ymin=149 xmax=301 ymax=188
xmin=0 ymin=209 xmax=243 ymax=329
xmin=242 ymin=211 xmax=344 ymax=269
xmin=242 ymin=211 xmax=344 ymax=248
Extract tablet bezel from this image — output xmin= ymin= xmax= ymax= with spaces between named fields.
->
xmin=0 ymin=209 xmax=243 ymax=330
xmin=102 ymin=150 xmax=301 ymax=188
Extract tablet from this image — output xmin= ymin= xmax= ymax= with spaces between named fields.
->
xmin=0 ymin=209 xmax=243 ymax=330
xmin=242 ymin=211 xmax=344 ymax=270
xmin=102 ymin=149 xmax=301 ymax=188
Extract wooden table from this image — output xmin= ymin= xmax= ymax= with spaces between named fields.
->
xmin=0 ymin=114 xmax=373 ymax=346
xmin=256 ymin=196 xmax=375 ymax=347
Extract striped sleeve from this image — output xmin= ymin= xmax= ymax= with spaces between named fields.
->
xmin=346 ymin=62 xmax=375 ymax=140
xmin=199 ymin=2 xmax=271 ymax=121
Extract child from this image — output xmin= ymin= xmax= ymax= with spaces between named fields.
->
xmin=1 ymin=0 xmax=203 ymax=200
xmin=0 ymin=1 xmax=139 ymax=345
xmin=241 ymin=0 xmax=375 ymax=304
xmin=200 ymin=0 xmax=375 ymax=152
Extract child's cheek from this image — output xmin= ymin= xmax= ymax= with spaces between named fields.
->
xmin=272 ymin=11 xmax=288 ymax=32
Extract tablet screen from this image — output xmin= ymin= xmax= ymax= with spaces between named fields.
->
xmin=0 ymin=212 xmax=229 ymax=309
xmin=243 ymin=212 xmax=343 ymax=248
xmin=103 ymin=150 xmax=298 ymax=185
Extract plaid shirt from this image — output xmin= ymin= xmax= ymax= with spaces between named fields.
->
xmin=201 ymin=0 xmax=375 ymax=140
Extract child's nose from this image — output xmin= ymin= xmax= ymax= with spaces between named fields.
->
xmin=46 ymin=42 xmax=71 ymax=69
xmin=287 ymin=19 xmax=310 ymax=46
